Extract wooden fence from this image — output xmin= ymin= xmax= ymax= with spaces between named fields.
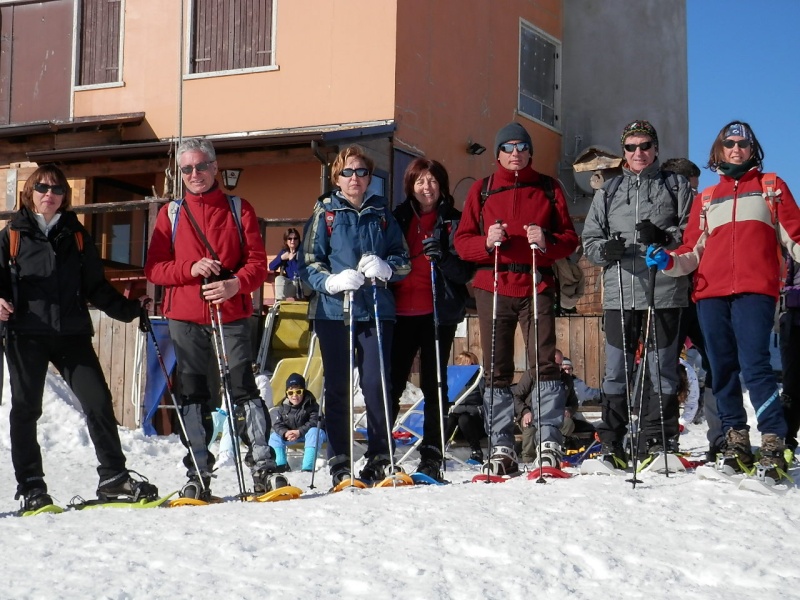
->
xmin=92 ymin=310 xmax=605 ymax=430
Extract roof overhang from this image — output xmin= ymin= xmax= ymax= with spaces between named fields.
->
xmin=0 ymin=113 xmax=146 ymax=139
xmin=26 ymin=120 xmax=396 ymax=163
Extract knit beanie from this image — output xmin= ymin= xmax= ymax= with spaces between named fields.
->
xmin=495 ymin=122 xmax=533 ymax=157
xmin=620 ymin=120 xmax=659 ymax=150
xmin=286 ymin=373 xmax=306 ymax=389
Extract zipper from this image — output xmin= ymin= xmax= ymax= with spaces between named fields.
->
xmin=631 ymin=175 xmax=642 ymax=310
xmin=731 ymin=180 xmax=739 ymax=294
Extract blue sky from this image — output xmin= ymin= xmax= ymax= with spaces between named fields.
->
xmin=688 ymin=1 xmax=800 ymax=198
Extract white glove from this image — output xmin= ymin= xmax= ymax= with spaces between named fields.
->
xmin=324 ymin=269 xmax=365 ymax=295
xmin=358 ymin=254 xmax=393 ymax=281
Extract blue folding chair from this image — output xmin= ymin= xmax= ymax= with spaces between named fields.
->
xmin=392 ymin=364 xmax=482 ymax=465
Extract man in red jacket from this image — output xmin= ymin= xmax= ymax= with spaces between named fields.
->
xmin=145 ymin=138 xmax=289 ymax=500
xmin=454 ymin=122 xmax=579 ymax=474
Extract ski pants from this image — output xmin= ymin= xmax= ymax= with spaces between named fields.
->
xmin=697 ymin=294 xmax=786 ymax=438
xmin=599 ymin=308 xmax=681 ymax=442
xmin=314 ymin=318 xmax=394 ymax=463
xmin=779 ymin=309 xmax=800 ymax=450
xmin=7 ymin=334 xmax=127 ymax=491
xmin=390 ymin=313 xmax=457 ymax=456
xmin=168 ymin=318 xmax=276 ymax=476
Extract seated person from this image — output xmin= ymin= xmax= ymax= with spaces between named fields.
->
xmin=561 ymin=357 xmax=601 ymax=406
xmin=444 ymin=351 xmax=486 ymax=463
xmin=268 ymin=373 xmax=326 ymax=472
xmin=514 ymin=349 xmax=596 ymax=462
xmin=269 ymin=228 xmax=311 ymax=301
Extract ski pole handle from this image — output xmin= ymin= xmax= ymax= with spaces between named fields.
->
xmin=493 ymin=219 xmax=504 ymax=248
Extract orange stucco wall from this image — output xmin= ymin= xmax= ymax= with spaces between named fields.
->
xmin=73 ymin=0 xmax=399 ymax=139
xmin=395 ymin=0 xmax=562 ymax=207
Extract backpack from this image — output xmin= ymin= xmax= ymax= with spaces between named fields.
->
xmin=698 ymin=172 xmax=785 ymax=284
xmin=167 ymin=195 xmax=244 ymax=251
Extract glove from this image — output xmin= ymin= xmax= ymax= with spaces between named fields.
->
xmin=635 ymin=219 xmax=671 ymax=246
xmin=645 ymin=245 xmax=671 ymax=270
xmin=138 ymin=298 xmax=152 ymax=333
xmin=324 ymin=269 xmax=365 ymax=294
xmin=601 ymin=237 xmax=626 ymax=262
xmin=421 ymin=237 xmax=443 ymax=261
xmin=358 ymin=254 xmax=393 ymax=281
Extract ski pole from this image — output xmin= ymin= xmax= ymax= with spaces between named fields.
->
xmin=430 ymin=258 xmax=447 ymax=475
xmin=647 ymin=250 xmax=670 ymax=478
xmin=530 ymin=236 xmax=546 ymax=485
xmin=140 ymin=311 xmax=206 ymax=492
xmin=209 ymin=303 xmax=248 ymax=497
xmin=484 ymin=220 xmax=503 ymax=481
xmin=371 ymin=275 xmax=399 ymax=483
xmin=347 ymin=290 xmax=357 ymax=488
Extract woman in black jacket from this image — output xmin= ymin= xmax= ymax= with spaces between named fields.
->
xmin=0 ymin=164 xmax=158 ymax=513
xmin=390 ymin=158 xmax=474 ymax=481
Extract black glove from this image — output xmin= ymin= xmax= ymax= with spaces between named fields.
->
xmin=138 ymin=298 xmax=153 ymax=333
xmin=421 ymin=237 xmax=443 ymax=261
xmin=601 ymin=237 xmax=626 ymax=262
xmin=635 ymin=220 xmax=671 ymax=246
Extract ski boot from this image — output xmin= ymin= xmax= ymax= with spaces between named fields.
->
xmin=180 ymin=472 xmax=214 ymax=501
xmin=253 ymin=469 xmax=289 ymax=494
xmin=533 ymin=441 xmax=563 ymax=469
xmin=481 ymin=446 xmax=519 ymax=476
xmin=754 ymin=433 xmax=789 ymax=483
xmin=97 ymin=471 xmax=159 ymax=503
xmin=599 ymin=440 xmax=628 ymax=470
xmin=16 ymin=487 xmax=54 ymax=513
xmin=716 ymin=428 xmax=754 ymax=475
xmin=469 ymin=448 xmax=484 ymax=464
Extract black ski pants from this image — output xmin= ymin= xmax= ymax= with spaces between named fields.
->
xmin=390 ymin=314 xmax=457 ymax=458
xmin=8 ymin=334 xmax=127 ymax=492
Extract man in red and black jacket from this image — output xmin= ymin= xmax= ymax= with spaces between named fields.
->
xmin=455 ymin=122 xmax=579 ymax=474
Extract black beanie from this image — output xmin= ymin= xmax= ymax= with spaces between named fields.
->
xmin=494 ymin=122 xmax=533 ymax=158
xmin=286 ymin=373 xmax=306 ymax=389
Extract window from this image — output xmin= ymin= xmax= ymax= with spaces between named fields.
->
xmin=190 ymin=0 xmax=274 ymax=75
xmin=78 ymin=0 xmax=123 ymax=86
xmin=519 ymin=21 xmax=561 ymax=129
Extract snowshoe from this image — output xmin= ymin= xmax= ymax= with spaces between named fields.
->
xmin=97 ymin=471 xmax=159 ymax=503
xmin=253 ymin=470 xmax=289 ymax=494
xmin=413 ymin=458 xmax=445 ymax=484
xmin=16 ymin=488 xmax=61 ymax=516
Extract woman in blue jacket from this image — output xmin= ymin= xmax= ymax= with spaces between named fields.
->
xmin=300 ymin=146 xmax=410 ymax=486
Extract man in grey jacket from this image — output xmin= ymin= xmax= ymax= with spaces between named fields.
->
xmin=582 ymin=120 xmax=694 ymax=468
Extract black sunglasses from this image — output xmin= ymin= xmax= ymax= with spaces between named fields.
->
xmin=34 ymin=183 xmax=67 ymax=195
xmin=722 ymin=139 xmax=752 ymax=149
xmin=499 ymin=142 xmax=530 ymax=154
xmin=623 ymin=141 xmax=654 ymax=152
xmin=179 ymin=161 xmax=213 ymax=175
xmin=287 ymin=237 xmax=300 ymax=241
xmin=341 ymin=168 xmax=370 ymax=178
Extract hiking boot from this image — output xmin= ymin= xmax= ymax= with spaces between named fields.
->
xmin=599 ymin=441 xmax=628 ymax=469
xmin=755 ymin=433 xmax=789 ymax=482
xmin=180 ymin=473 xmax=213 ymax=501
xmin=705 ymin=444 xmax=722 ymax=464
xmin=469 ymin=449 xmax=484 ymax=463
xmin=717 ymin=428 xmax=754 ymax=474
xmin=359 ymin=455 xmax=396 ymax=482
xmin=253 ymin=470 xmax=289 ymax=494
xmin=482 ymin=446 xmax=519 ymax=476
xmin=16 ymin=488 xmax=53 ymax=513
xmin=534 ymin=441 xmax=563 ymax=469
xmin=329 ymin=455 xmax=352 ymax=487
xmin=415 ymin=458 xmax=444 ymax=482
xmin=97 ymin=471 xmax=158 ymax=502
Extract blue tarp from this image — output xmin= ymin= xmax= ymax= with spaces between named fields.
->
xmin=142 ymin=319 xmax=175 ymax=436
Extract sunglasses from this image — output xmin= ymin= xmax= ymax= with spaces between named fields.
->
xmin=34 ymin=183 xmax=66 ymax=195
xmin=179 ymin=161 xmax=213 ymax=175
xmin=287 ymin=237 xmax=300 ymax=241
xmin=286 ymin=388 xmax=305 ymax=397
xmin=499 ymin=142 xmax=530 ymax=154
xmin=341 ymin=168 xmax=370 ymax=178
xmin=722 ymin=139 xmax=752 ymax=149
xmin=623 ymin=141 xmax=654 ymax=152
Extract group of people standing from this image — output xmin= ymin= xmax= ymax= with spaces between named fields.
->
xmin=3 ymin=115 xmax=798 ymax=512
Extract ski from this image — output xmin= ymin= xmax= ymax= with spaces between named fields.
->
xmin=579 ymin=458 xmax=629 ymax=476
xmin=69 ymin=491 xmax=179 ymax=510
xmin=527 ymin=466 xmax=572 ymax=480
xmin=19 ymin=503 xmax=65 ymax=517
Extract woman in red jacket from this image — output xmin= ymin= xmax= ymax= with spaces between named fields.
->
xmin=649 ymin=121 xmax=800 ymax=482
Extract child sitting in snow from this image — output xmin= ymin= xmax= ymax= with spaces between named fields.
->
xmin=444 ymin=351 xmax=486 ymax=463
xmin=268 ymin=373 xmax=326 ymax=472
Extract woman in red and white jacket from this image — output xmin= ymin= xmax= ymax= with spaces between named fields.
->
xmin=648 ymin=121 xmax=800 ymax=481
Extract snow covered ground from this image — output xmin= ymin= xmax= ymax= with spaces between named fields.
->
xmin=1 ymin=367 xmax=799 ymax=600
